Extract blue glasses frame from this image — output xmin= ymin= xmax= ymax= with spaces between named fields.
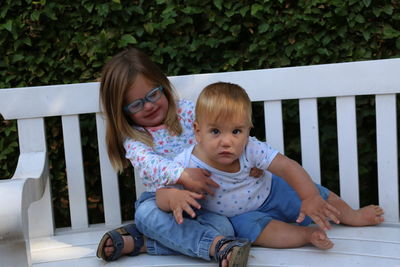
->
xmin=123 ymin=86 xmax=164 ymax=114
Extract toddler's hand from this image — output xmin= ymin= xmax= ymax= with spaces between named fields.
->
xmin=249 ymin=167 xmax=264 ymax=178
xmin=296 ymin=195 xmax=340 ymax=230
xmin=170 ymin=189 xmax=203 ymax=224
xmin=178 ymin=168 xmax=219 ymax=196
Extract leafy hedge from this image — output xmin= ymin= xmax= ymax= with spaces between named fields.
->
xmin=1 ymin=0 xmax=399 ymax=227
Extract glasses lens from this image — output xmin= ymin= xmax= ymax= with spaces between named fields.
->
xmin=147 ymin=87 xmax=162 ymax=102
xmin=128 ymin=100 xmax=143 ymax=114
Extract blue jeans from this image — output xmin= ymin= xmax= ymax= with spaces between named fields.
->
xmin=134 ymin=192 xmax=234 ymax=260
xmin=230 ymin=175 xmax=330 ymax=242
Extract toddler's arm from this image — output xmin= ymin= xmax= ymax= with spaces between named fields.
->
xmin=156 ymin=187 xmax=203 ymax=224
xmin=268 ymin=153 xmax=340 ymax=230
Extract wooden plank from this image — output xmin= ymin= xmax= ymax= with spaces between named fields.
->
xmin=299 ymin=98 xmax=321 ymax=184
xmin=30 ymin=224 xmax=400 ymax=267
xmin=172 ymin=58 xmax=400 ymax=102
xmin=375 ymin=94 xmax=399 ymax=223
xmin=61 ymin=115 xmax=89 ymax=229
xmin=95 ymin=113 xmax=122 ymax=226
xmin=264 ymin=101 xmax=285 ymax=154
xmin=3 ymin=59 xmax=400 ymax=120
xmin=0 ymin=83 xmax=100 ymax=120
xmin=336 ymin=96 xmax=360 ymax=209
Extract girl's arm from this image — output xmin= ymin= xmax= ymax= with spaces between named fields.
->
xmin=268 ymin=153 xmax=340 ymax=230
xmin=156 ymin=187 xmax=203 ymax=224
xmin=126 ymin=140 xmax=219 ymax=194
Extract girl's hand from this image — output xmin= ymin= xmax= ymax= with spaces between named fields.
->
xmin=249 ymin=167 xmax=264 ymax=178
xmin=169 ymin=189 xmax=204 ymax=224
xmin=296 ymin=195 xmax=340 ymax=230
xmin=178 ymin=168 xmax=219 ymax=196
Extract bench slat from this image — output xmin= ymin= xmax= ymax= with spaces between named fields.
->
xmin=95 ymin=113 xmax=122 ymax=225
xmin=264 ymin=100 xmax=284 ymax=154
xmin=375 ymin=94 xmax=399 ymax=222
xmin=61 ymin=115 xmax=89 ymax=229
xmin=336 ymin=96 xmax=360 ymax=209
xmin=299 ymin=98 xmax=321 ymax=184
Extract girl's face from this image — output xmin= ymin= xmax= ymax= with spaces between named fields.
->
xmin=124 ymin=74 xmax=169 ymax=127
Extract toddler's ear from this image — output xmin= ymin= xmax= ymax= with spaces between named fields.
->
xmin=193 ymin=122 xmax=201 ymax=142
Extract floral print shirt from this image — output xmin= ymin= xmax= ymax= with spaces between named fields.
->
xmin=174 ymin=136 xmax=278 ymax=217
xmin=124 ymin=99 xmax=196 ymax=192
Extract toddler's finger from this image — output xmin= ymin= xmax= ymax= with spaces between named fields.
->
xmin=173 ymin=207 xmax=184 ymax=224
xmin=202 ymin=169 xmax=211 ymax=176
xmin=296 ymin=212 xmax=306 ymax=223
xmin=326 ymin=203 xmax=340 ymax=216
xmin=325 ymin=210 xmax=340 ymax=224
xmin=182 ymin=203 xmax=196 ymax=219
xmin=313 ymin=215 xmax=331 ymax=231
xmin=187 ymin=197 xmax=201 ymax=210
xmin=205 ymin=177 xmax=220 ymax=188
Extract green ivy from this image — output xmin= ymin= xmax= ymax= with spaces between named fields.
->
xmin=0 ymin=0 xmax=399 ymax=227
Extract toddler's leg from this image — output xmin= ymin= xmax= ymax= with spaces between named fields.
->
xmin=253 ymin=220 xmax=333 ymax=250
xmin=327 ymin=192 xmax=384 ymax=226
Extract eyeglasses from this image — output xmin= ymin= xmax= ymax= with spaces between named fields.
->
xmin=124 ymin=86 xmax=164 ymax=114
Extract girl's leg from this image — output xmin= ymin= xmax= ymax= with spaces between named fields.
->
xmin=134 ymin=197 xmax=235 ymax=260
xmin=327 ymin=192 xmax=384 ymax=226
xmin=253 ymin=219 xmax=333 ymax=250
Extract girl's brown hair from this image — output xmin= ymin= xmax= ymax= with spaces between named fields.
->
xmin=195 ymin=82 xmax=253 ymax=128
xmin=100 ymin=48 xmax=182 ymax=172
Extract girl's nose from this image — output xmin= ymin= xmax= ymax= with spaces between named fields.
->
xmin=143 ymin=101 xmax=154 ymax=110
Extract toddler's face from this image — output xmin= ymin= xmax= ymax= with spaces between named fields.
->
xmin=125 ymin=74 xmax=168 ymax=127
xmin=194 ymin=115 xmax=251 ymax=172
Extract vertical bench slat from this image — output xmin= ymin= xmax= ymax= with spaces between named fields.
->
xmin=95 ymin=113 xmax=122 ymax=225
xmin=61 ymin=115 xmax=89 ymax=229
xmin=299 ymin=98 xmax=321 ymax=183
xmin=264 ymin=101 xmax=284 ymax=154
xmin=336 ymin=96 xmax=360 ymax=209
xmin=375 ymin=94 xmax=399 ymax=222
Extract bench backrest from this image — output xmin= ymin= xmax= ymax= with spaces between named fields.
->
xmin=0 ymin=59 xmax=399 ymax=235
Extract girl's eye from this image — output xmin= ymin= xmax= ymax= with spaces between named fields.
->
xmin=211 ymin=129 xmax=220 ymax=135
xmin=232 ymin=129 xmax=241 ymax=135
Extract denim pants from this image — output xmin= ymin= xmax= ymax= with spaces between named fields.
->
xmin=134 ymin=192 xmax=235 ymax=260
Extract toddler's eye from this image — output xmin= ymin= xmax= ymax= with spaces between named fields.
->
xmin=232 ymin=129 xmax=241 ymax=135
xmin=211 ymin=129 xmax=220 ymax=135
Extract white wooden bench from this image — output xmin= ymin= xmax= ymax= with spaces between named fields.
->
xmin=0 ymin=59 xmax=399 ymax=267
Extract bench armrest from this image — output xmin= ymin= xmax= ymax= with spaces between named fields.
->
xmin=0 ymin=152 xmax=48 ymax=266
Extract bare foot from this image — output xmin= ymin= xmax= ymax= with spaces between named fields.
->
xmin=351 ymin=205 xmax=384 ymax=226
xmin=309 ymin=228 xmax=333 ymax=250
xmin=104 ymin=235 xmax=146 ymax=257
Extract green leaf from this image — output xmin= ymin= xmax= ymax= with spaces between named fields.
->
xmin=362 ymin=0 xmax=371 ymax=7
xmin=382 ymin=5 xmax=393 ymax=15
xmin=2 ymin=20 xmax=12 ymax=32
xmin=31 ymin=10 xmax=40 ymax=21
xmin=355 ymin=14 xmax=365 ymax=23
xmin=251 ymin=4 xmax=263 ymax=16
xmin=144 ymin=23 xmax=154 ymax=34
xmin=118 ymin=34 xmax=137 ymax=47
xmin=382 ymin=24 xmax=400 ymax=39
xmin=213 ymin=0 xmax=222 ymax=10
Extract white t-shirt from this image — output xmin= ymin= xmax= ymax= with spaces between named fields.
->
xmin=174 ymin=136 xmax=279 ymax=217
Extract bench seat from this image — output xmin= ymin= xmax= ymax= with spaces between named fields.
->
xmin=30 ymin=224 xmax=400 ymax=266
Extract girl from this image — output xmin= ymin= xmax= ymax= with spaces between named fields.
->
xmin=96 ymin=48 xmax=251 ymax=267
